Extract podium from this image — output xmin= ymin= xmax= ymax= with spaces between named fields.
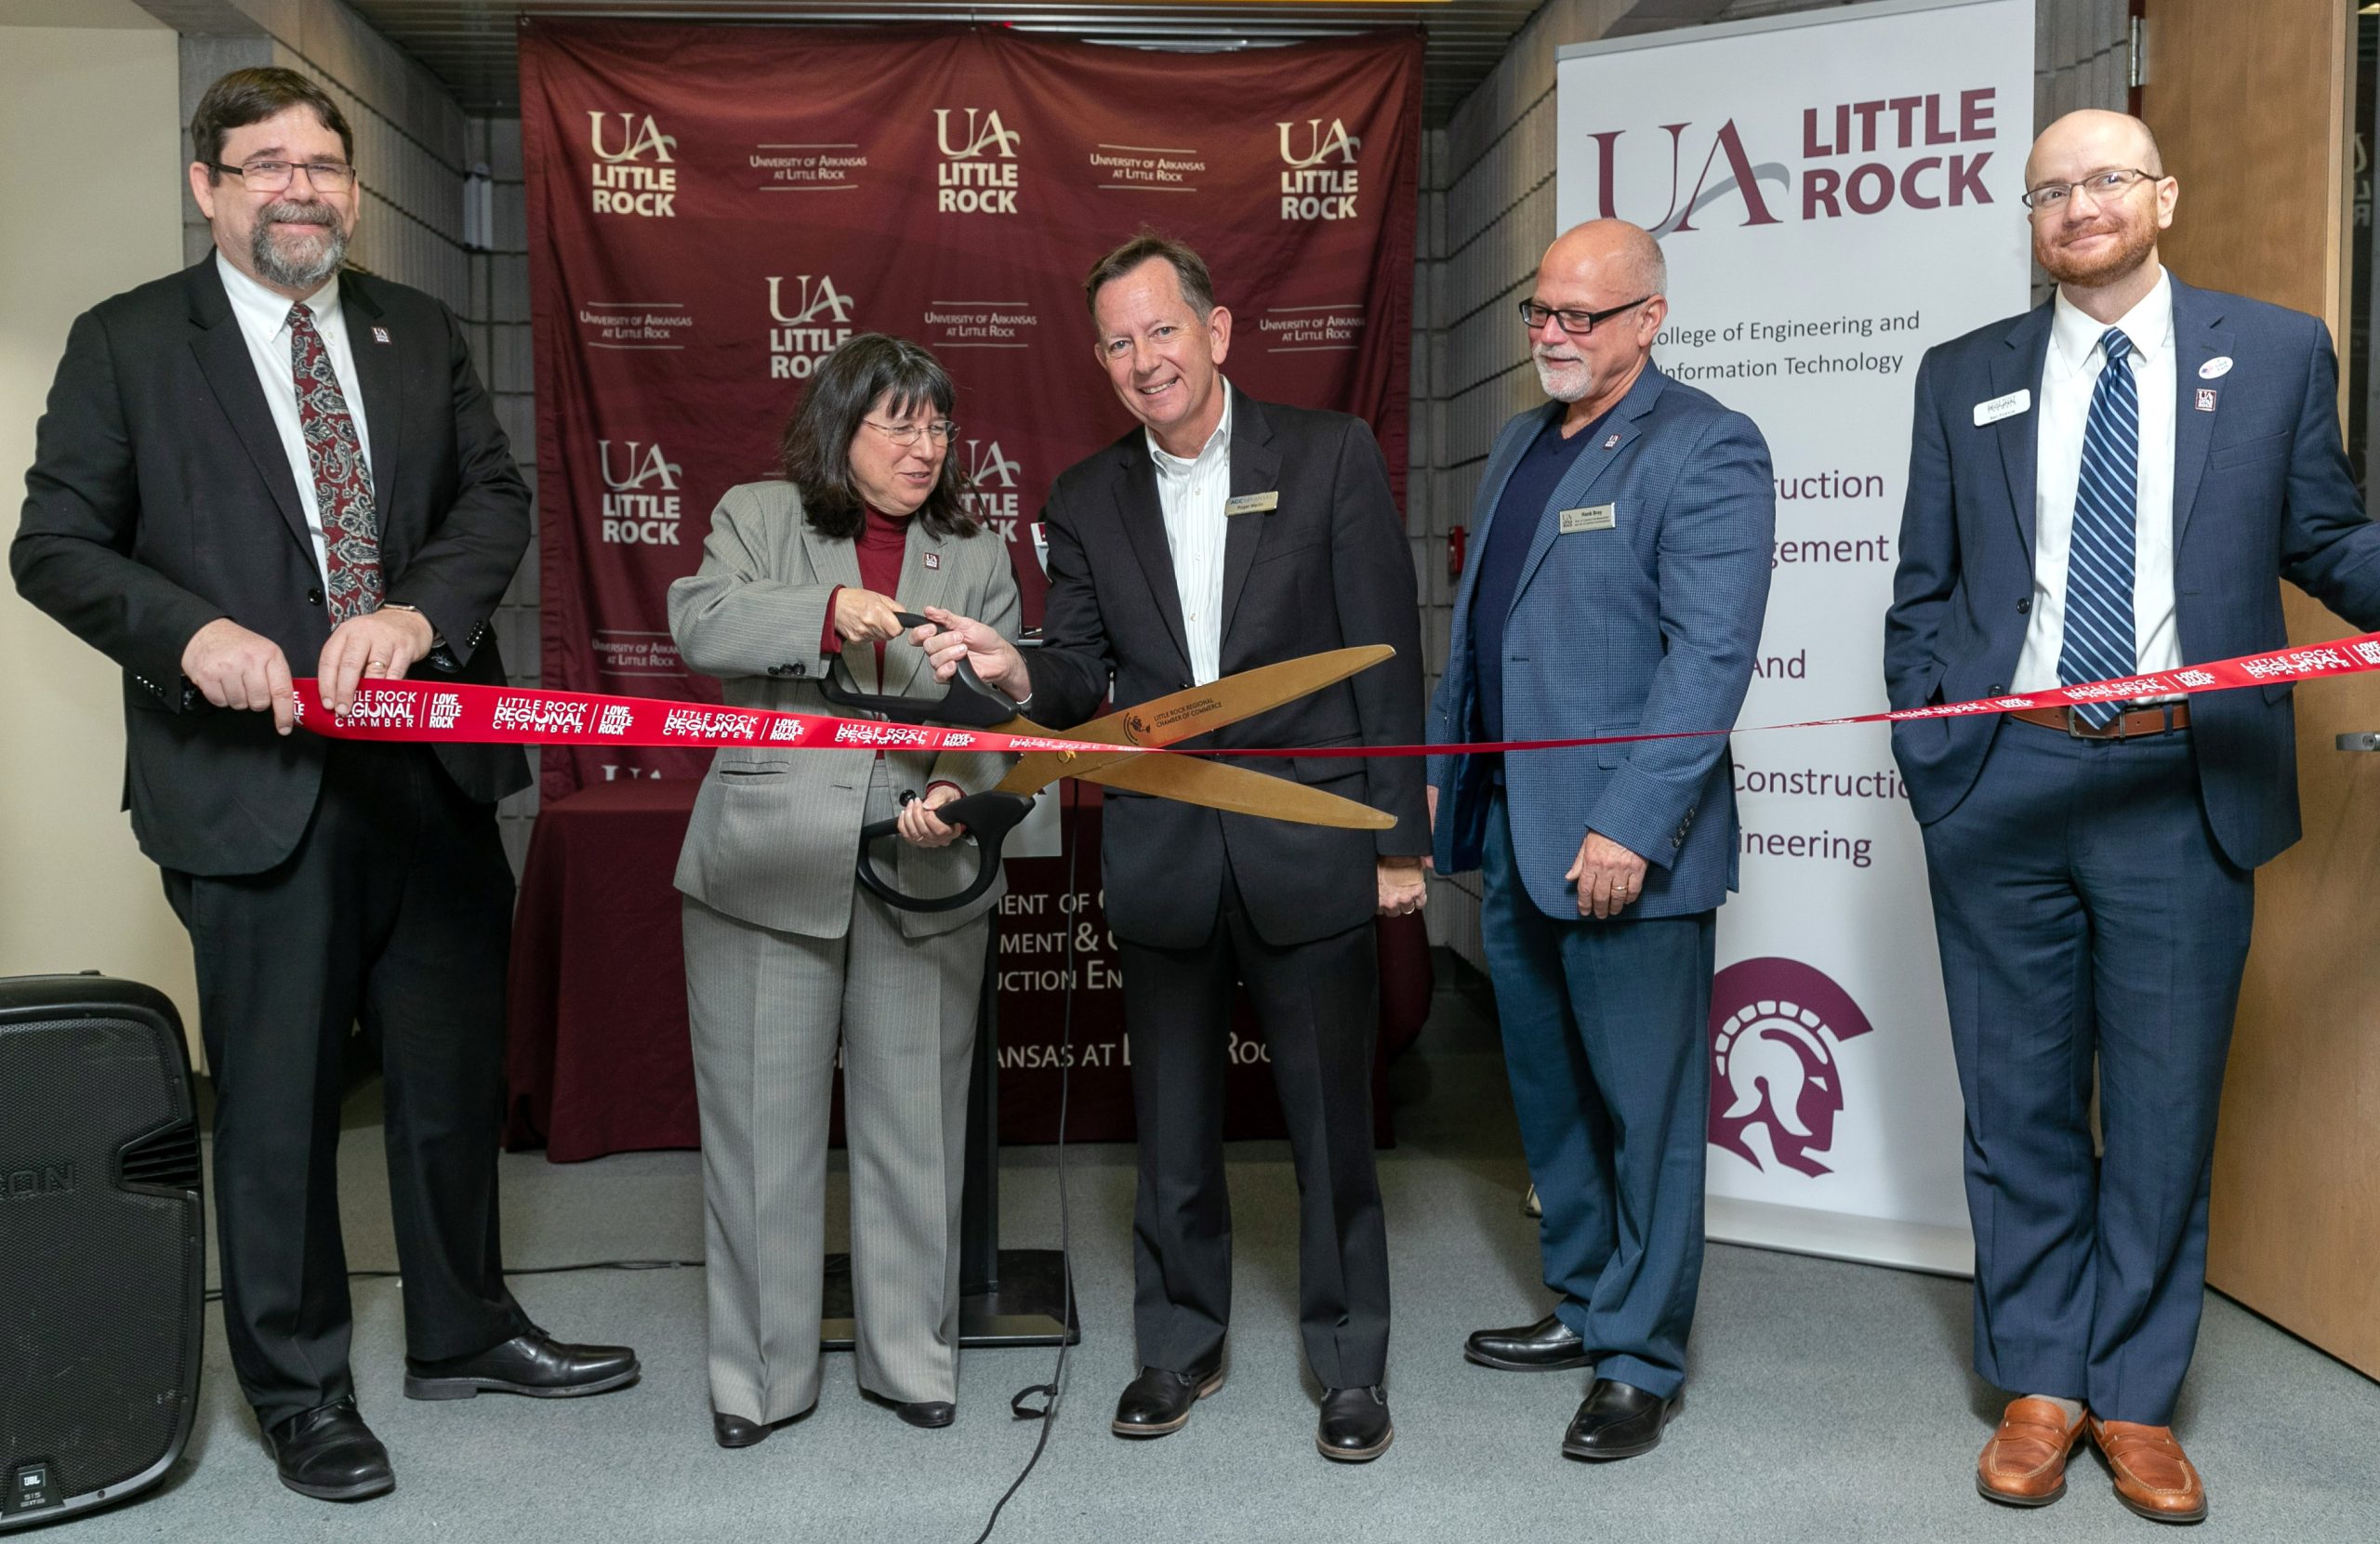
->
xmin=821 ymin=915 xmax=1079 ymax=1349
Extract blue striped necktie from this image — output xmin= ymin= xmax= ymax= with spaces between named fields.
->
xmin=2057 ymin=326 xmax=2139 ymax=728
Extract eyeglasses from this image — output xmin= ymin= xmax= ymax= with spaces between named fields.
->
xmin=863 ymin=418 xmax=959 ymax=448
xmin=2019 ymin=167 xmax=2159 ymax=212
xmin=1518 ymin=297 xmax=1652 ymax=337
xmin=211 ymin=160 xmax=359 ymax=193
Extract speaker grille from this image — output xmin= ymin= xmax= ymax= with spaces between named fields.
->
xmin=0 ymin=998 xmax=201 ymax=1518
xmin=117 ymin=1123 xmax=201 ymax=1194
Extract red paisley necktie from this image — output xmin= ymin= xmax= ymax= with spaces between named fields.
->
xmin=287 ymin=303 xmax=382 ymax=621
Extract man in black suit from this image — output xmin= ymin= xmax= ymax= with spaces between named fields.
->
xmin=11 ymin=68 xmax=635 ymax=1503
xmin=921 ymin=233 xmax=1427 ymax=1461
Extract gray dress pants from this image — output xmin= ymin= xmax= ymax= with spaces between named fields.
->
xmin=682 ymin=772 xmax=986 ymax=1419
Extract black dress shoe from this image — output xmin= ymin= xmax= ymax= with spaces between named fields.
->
xmin=1111 ymin=1356 xmax=1224 ymax=1438
xmin=712 ymin=1400 xmax=817 ymax=1448
xmin=265 ymin=1397 xmax=394 ymax=1502
xmin=896 ymin=1401 xmax=955 ymax=1429
xmin=1561 ymin=1378 xmax=1683 ymax=1460
xmin=403 ymin=1325 xmax=641 ymax=1400
xmin=1465 ymin=1312 xmax=1592 ymax=1371
xmin=1316 ymin=1386 xmax=1394 ymax=1462
xmin=713 ymin=1411 xmax=771 ymax=1449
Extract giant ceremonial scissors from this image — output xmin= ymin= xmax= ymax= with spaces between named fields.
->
xmin=819 ymin=614 xmax=1395 ymax=912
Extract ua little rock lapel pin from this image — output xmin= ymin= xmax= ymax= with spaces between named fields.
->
xmin=1560 ymin=504 xmax=1617 ymax=534
xmin=1603 ymin=433 xmax=1621 ymax=449
xmin=2195 ymin=388 xmax=2218 ymax=412
xmin=923 ymin=552 xmax=941 ymax=569
xmin=1973 ymin=389 xmax=2030 ymax=427
xmin=371 ymin=325 xmax=390 ymax=345
xmin=1224 ymin=492 xmax=1278 ymax=516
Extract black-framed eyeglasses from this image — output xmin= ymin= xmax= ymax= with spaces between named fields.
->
xmin=1518 ymin=297 xmax=1652 ymax=337
xmin=210 ymin=160 xmax=359 ymax=193
xmin=2019 ymin=167 xmax=2160 ymax=212
xmin=863 ymin=418 xmax=959 ymax=448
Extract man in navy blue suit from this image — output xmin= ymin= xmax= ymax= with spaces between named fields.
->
xmin=1886 ymin=110 xmax=2380 ymax=1524
xmin=1427 ymin=220 xmax=1773 ymax=1460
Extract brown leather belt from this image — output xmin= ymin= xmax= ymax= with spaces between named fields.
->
xmin=2008 ymin=702 xmax=2191 ymax=740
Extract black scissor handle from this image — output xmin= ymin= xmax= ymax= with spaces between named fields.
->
xmin=855 ymin=790 xmax=1036 ymax=913
xmin=813 ymin=611 xmax=1021 ymax=729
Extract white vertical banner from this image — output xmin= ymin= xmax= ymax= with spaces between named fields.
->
xmin=1557 ymin=0 xmax=2036 ymax=1273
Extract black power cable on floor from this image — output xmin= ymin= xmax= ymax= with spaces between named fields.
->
xmin=969 ymin=785 xmax=1084 ymax=1544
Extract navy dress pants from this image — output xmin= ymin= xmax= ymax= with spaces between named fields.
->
xmin=1480 ymin=793 xmax=1713 ymax=1398
xmin=1919 ymin=721 xmax=2252 ymax=1425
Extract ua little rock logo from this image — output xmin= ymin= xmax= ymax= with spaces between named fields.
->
xmin=1707 ymin=957 xmax=1875 ymax=1178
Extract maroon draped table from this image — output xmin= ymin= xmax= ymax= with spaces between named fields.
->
xmin=504 ymin=779 xmax=1433 ymax=1161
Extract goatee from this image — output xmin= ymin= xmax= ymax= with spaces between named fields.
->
xmin=252 ymin=201 xmax=349 ymax=291
xmin=1533 ymin=350 xmax=1589 ymax=403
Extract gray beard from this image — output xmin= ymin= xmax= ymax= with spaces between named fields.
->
xmin=1533 ymin=354 xmax=1590 ymax=403
xmin=252 ymin=210 xmax=348 ymax=291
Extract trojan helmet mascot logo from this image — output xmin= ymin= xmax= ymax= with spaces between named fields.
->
xmin=1707 ymin=957 xmax=1874 ymax=1177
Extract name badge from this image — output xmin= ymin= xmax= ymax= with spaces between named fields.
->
xmin=1224 ymin=492 xmax=1278 ymax=516
xmin=1560 ymin=504 xmax=1616 ymax=534
xmin=1973 ymin=389 xmax=2030 ymax=427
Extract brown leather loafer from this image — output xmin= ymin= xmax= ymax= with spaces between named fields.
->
xmin=2088 ymin=1416 xmax=2208 ymax=1524
xmin=1977 ymin=1396 xmax=2088 ymax=1506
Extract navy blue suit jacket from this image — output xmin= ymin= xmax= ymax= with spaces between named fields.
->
xmin=1428 ymin=364 xmax=1775 ymax=917
xmin=1884 ymin=274 xmax=2380 ymax=869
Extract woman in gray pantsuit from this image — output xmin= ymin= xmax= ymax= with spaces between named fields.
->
xmin=668 ymin=335 xmax=1020 ymax=1447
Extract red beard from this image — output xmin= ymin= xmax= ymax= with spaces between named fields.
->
xmin=2035 ymin=216 xmax=2159 ymax=287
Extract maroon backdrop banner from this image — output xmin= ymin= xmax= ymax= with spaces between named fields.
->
xmin=521 ymin=20 xmax=1423 ymax=800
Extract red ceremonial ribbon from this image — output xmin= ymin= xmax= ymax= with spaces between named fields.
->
xmin=289 ymin=631 xmax=2380 ymax=759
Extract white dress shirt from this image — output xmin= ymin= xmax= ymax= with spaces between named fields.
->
xmin=216 ymin=251 xmax=374 ymax=592
xmin=1149 ymin=385 xmax=1234 ymax=686
xmin=2012 ymin=267 xmax=2178 ymax=694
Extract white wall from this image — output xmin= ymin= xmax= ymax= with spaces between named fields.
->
xmin=0 ymin=12 xmax=198 ymax=1040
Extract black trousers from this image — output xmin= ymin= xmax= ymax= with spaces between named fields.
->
xmin=163 ymin=742 xmax=528 ymax=1426
xmin=1118 ymin=865 xmax=1389 ymax=1389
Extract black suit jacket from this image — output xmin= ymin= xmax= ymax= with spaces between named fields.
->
xmin=11 ymin=257 xmax=532 ymax=877
xmin=1026 ymin=388 xmax=1427 ymax=948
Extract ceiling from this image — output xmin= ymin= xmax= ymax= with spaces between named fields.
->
xmin=338 ymin=0 xmax=1554 ymax=125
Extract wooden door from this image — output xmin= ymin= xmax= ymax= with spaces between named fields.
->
xmin=2142 ymin=0 xmax=2377 ymax=1379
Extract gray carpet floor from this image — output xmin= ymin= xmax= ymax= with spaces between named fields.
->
xmin=65 ymin=964 xmax=2380 ymax=1543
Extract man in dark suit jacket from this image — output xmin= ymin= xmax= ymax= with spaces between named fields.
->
xmin=1885 ymin=110 xmax=2380 ymax=1524
xmin=11 ymin=69 xmax=634 ymax=1504
xmin=921 ymin=234 xmax=1427 ymax=1462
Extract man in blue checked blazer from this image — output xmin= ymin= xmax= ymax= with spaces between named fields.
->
xmin=1426 ymin=219 xmax=1773 ymax=1461
xmin=1885 ymin=111 xmax=2380 ymax=1524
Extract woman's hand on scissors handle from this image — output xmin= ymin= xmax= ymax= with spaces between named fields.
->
xmin=896 ymin=784 xmax=967 ymax=848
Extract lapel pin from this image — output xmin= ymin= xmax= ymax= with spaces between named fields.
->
xmin=371 ymin=326 xmax=391 ymax=345
xmin=923 ymin=551 xmax=941 ymax=569
xmin=2195 ymin=388 xmax=2217 ymax=412
xmin=2198 ymin=356 xmax=2232 ymax=379
xmin=1604 ymin=433 xmax=1620 ymax=449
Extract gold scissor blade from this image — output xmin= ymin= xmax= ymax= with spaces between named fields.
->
xmin=1077 ymin=755 xmax=1394 ymax=830
xmin=1079 ymin=645 xmax=1395 ymax=747
xmin=992 ymin=644 xmax=1396 ymax=798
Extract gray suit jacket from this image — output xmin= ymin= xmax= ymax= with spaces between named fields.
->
xmin=668 ymin=480 xmax=1021 ymax=939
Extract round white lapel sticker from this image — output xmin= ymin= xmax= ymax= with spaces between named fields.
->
xmin=2199 ymin=356 xmax=2234 ymax=380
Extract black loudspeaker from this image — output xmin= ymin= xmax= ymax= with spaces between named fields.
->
xmin=0 ymin=975 xmax=204 ymax=1530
